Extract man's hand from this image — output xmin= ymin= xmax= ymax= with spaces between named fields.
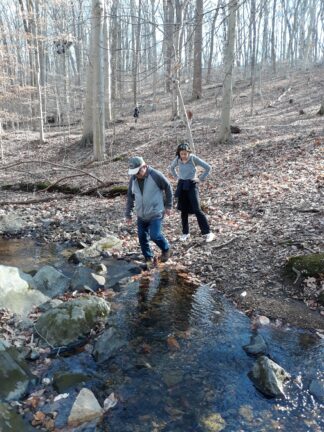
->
xmin=165 ymin=209 xmax=171 ymax=217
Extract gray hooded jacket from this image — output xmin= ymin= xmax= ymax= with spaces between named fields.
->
xmin=125 ymin=167 xmax=173 ymax=221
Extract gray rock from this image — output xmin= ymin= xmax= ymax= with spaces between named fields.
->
xmin=33 ymin=265 xmax=70 ymax=297
xmin=68 ymin=388 xmax=103 ymax=427
xmin=35 ymin=296 xmax=110 ymax=347
xmin=70 ymin=236 xmax=123 ymax=263
xmin=93 ymin=327 xmax=126 ymax=363
xmin=70 ymin=266 xmax=105 ymax=292
xmin=249 ymin=355 xmax=291 ymax=397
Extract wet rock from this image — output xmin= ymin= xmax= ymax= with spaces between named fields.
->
xmin=0 ymin=265 xmax=50 ymax=316
xmin=0 ymin=339 xmax=37 ymax=401
xmin=35 ymin=296 xmax=110 ymax=347
xmin=249 ymin=355 xmax=291 ymax=397
xmin=309 ymin=378 xmax=324 ymax=402
xmin=162 ymin=369 xmax=184 ymax=387
xmin=255 ymin=315 xmax=270 ymax=326
xmin=243 ymin=333 xmax=268 ymax=356
xmin=68 ymin=388 xmax=103 ymax=427
xmin=0 ymin=402 xmax=37 ymax=431
xmin=33 ymin=265 xmax=70 ymax=297
xmin=92 ymin=327 xmax=127 ymax=363
xmin=53 ymin=372 xmax=92 ymax=393
xmin=70 ymin=265 xmax=105 ymax=292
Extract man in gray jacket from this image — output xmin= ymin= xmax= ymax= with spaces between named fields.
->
xmin=125 ymin=156 xmax=173 ymax=264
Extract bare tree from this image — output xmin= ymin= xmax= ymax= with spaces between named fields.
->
xmin=81 ymin=0 xmax=106 ymax=162
xmin=192 ymin=0 xmax=203 ymax=99
xmin=219 ymin=0 xmax=238 ymax=143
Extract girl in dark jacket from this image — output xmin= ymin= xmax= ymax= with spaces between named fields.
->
xmin=169 ymin=143 xmax=215 ymax=242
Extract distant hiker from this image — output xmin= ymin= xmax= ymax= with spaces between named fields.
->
xmin=125 ymin=156 xmax=173 ymax=265
xmin=133 ymin=106 xmax=140 ymax=123
xmin=169 ymin=143 xmax=215 ymax=243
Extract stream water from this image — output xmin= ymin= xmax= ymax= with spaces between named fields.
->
xmin=0 ymin=239 xmax=323 ymax=431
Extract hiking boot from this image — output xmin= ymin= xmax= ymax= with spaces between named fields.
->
xmin=205 ymin=232 xmax=215 ymax=243
xmin=179 ymin=233 xmax=190 ymax=241
xmin=145 ymin=257 xmax=154 ymax=269
xmin=160 ymin=248 xmax=171 ymax=263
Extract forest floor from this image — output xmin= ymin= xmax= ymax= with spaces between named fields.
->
xmin=1 ymin=66 xmax=323 ymax=330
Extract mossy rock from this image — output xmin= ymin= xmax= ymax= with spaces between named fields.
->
xmin=112 ymin=153 xmax=127 ymax=162
xmin=105 ymin=185 xmax=128 ymax=198
xmin=200 ymin=413 xmax=226 ymax=432
xmin=53 ymin=372 xmax=91 ymax=393
xmin=285 ymin=253 xmax=324 ymax=279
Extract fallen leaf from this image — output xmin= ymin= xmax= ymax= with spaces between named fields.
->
xmin=167 ymin=336 xmax=180 ymax=351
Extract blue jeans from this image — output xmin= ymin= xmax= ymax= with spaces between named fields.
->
xmin=137 ymin=217 xmax=170 ymax=260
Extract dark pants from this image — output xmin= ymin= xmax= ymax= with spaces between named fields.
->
xmin=179 ymin=185 xmax=210 ymax=235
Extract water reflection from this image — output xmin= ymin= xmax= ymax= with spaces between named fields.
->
xmin=100 ymin=272 xmax=324 ymax=432
xmin=135 ymin=271 xmax=200 ymax=334
xmin=0 ymin=238 xmax=75 ymax=275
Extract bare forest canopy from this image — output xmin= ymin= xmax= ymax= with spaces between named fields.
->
xmin=0 ymin=0 xmax=323 ymax=154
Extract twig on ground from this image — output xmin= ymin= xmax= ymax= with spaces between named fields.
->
xmin=0 ymin=160 xmax=105 ymax=184
xmin=0 ymin=196 xmax=73 ymax=205
xmin=41 ymin=173 xmax=87 ymax=191
xmin=292 ymin=266 xmax=301 ymax=284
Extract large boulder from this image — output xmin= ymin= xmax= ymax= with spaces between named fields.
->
xmin=0 ymin=265 xmax=49 ymax=316
xmin=33 ymin=265 xmax=70 ymax=297
xmin=34 ymin=296 xmax=110 ymax=347
xmin=285 ymin=253 xmax=324 ymax=279
xmin=249 ymin=355 xmax=291 ymax=397
xmin=0 ymin=339 xmax=36 ymax=401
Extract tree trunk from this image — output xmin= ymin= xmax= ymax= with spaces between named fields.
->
xmin=192 ymin=0 xmax=203 ymax=99
xmin=92 ymin=0 xmax=105 ymax=161
xmin=250 ymin=0 xmax=256 ymax=115
xmin=81 ymin=0 xmax=105 ymax=159
xmin=104 ymin=0 xmax=112 ymax=124
xmin=151 ymin=0 xmax=158 ymax=110
xmin=271 ymin=0 xmax=277 ymax=74
xmin=206 ymin=7 xmax=219 ymax=84
xmin=218 ymin=0 xmax=238 ymax=143
xmin=163 ymin=0 xmax=174 ymax=93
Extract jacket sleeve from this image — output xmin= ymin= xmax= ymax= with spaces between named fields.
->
xmin=192 ymin=155 xmax=212 ymax=181
xmin=150 ymin=168 xmax=173 ymax=210
xmin=125 ymin=177 xmax=135 ymax=219
xmin=169 ymin=157 xmax=179 ymax=179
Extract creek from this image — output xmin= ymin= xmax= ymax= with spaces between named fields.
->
xmin=0 ymin=239 xmax=323 ymax=431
